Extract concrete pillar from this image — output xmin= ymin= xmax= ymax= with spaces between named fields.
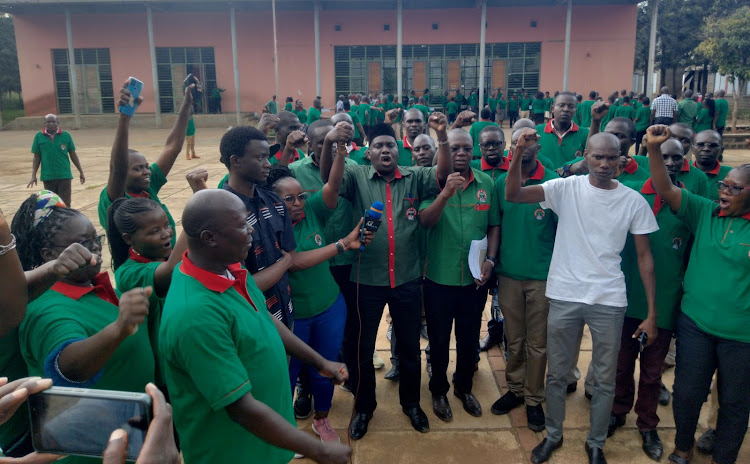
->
xmin=478 ymin=0 xmax=487 ymax=109
xmin=272 ymin=0 xmax=280 ymax=100
xmin=314 ymin=1 xmax=321 ymax=98
xmin=647 ymin=0 xmax=659 ymax=96
xmin=230 ymin=6 xmax=241 ymax=125
xmin=397 ymin=0 xmax=403 ymax=104
xmin=562 ymin=0 xmax=572 ymax=91
xmin=65 ymin=8 xmax=81 ymax=128
xmin=146 ymin=6 xmax=161 ymax=127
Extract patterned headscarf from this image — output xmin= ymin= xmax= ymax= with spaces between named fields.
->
xmin=33 ymin=190 xmax=66 ymax=228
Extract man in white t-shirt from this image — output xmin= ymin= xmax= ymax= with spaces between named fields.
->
xmin=505 ymin=130 xmax=659 ymax=464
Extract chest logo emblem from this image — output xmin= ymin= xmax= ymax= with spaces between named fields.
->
xmin=477 ymin=189 xmax=487 ymax=203
xmin=315 ymin=234 xmax=322 ymax=246
xmin=534 ymin=208 xmax=545 ymax=221
xmin=672 ymin=237 xmax=683 ymax=250
xmin=406 ymin=207 xmax=417 ymax=221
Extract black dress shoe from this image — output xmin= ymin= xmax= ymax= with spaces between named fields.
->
xmin=530 ymin=437 xmax=563 ymax=464
xmin=293 ymin=387 xmax=312 ymax=419
xmin=454 ymin=390 xmax=482 ymax=417
xmin=490 ymin=390 xmax=524 ymax=415
xmin=526 ymin=404 xmax=545 ymax=432
xmin=432 ymin=395 xmax=453 ymax=422
xmin=566 ymin=382 xmax=578 ymax=394
xmin=659 ymin=384 xmax=671 ymax=406
xmin=479 ymin=334 xmax=501 ymax=352
xmin=426 ymin=362 xmax=432 ymax=379
xmin=585 ymin=442 xmax=607 ymax=464
xmin=608 ymin=413 xmax=626 ymax=437
xmin=384 ymin=365 xmax=400 ymax=381
xmin=402 ymin=406 xmax=430 ymax=433
xmin=349 ymin=412 xmax=373 ymax=440
xmin=696 ymin=428 xmax=716 ymax=454
xmin=640 ymin=429 xmax=663 ymax=461
xmin=585 ymin=390 xmax=593 ymax=401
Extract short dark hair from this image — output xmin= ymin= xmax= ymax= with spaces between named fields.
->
xmin=642 ymin=97 xmax=650 ymax=106
xmin=608 ymin=117 xmax=636 ymax=139
xmin=480 ymin=107 xmax=492 ymax=120
xmin=219 ymin=126 xmax=267 ymax=169
xmin=343 ymin=101 xmax=351 ymax=111
xmin=367 ymin=123 xmax=397 ymax=142
xmin=107 ymin=197 xmax=162 ymax=270
xmin=589 ymin=90 xmax=597 ymax=99
xmin=267 ymin=165 xmax=296 ymax=188
xmin=479 ymin=124 xmax=504 ymax=140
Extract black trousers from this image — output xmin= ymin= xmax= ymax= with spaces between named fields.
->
xmin=423 ymin=279 xmax=485 ymax=396
xmin=343 ymin=278 xmax=423 ymax=414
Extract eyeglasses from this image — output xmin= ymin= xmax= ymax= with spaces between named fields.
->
xmin=480 ymin=141 xmax=503 ymax=148
xmin=50 ymin=234 xmax=105 ymax=251
xmin=282 ymin=192 xmax=309 ymax=203
xmin=696 ymin=142 xmax=721 ymax=149
xmin=716 ymin=181 xmax=749 ymax=196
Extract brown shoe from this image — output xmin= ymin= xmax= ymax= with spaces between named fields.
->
xmin=192 ymin=154 xmax=200 ymax=159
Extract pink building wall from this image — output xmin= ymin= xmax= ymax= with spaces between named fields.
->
xmin=13 ymin=3 xmax=636 ymax=117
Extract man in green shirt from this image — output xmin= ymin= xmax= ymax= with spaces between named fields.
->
xmin=29 ymin=114 xmax=85 ymax=207
xmin=535 ymin=92 xmax=589 ymax=168
xmin=520 ymin=93 xmax=531 ymax=119
xmin=358 ymin=96 xmax=372 ymax=136
xmin=531 ymin=93 xmax=547 ymax=125
xmin=441 ymin=91 xmax=450 ymax=111
xmin=99 ymin=79 xmax=194 ymax=246
xmin=669 ymin=123 xmax=710 ymax=197
xmin=330 ymin=112 xmax=369 ymax=165
xmin=160 ymin=189 xmax=350 ymax=464
xmin=608 ymin=138 xmax=692 ymax=461
xmin=413 ymin=97 xmax=431 ymax=123
xmin=307 ymin=98 xmax=323 ymax=125
xmin=446 ymin=97 xmax=459 ymax=124
xmin=344 ymin=101 xmax=366 ymax=146
xmin=634 ymin=97 xmax=651 ymax=154
xmin=692 ymin=130 xmax=732 ymax=202
xmin=468 ymin=108 xmax=499 ymax=159
xmin=470 ymin=125 xmax=508 ymax=181
xmin=212 ymin=87 xmax=225 ymax=113
xmin=390 ymin=108 xmax=427 ymax=166
xmin=319 ymin=118 xmax=453 ymax=440
xmin=468 ymin=90 xmax=479 ymax=113
xmin=579 ymin=91 xmax=598 ymax=128
xmin=292 ymin=99 xmax=308 ymax=125
xmin=284 ymin=97 xmax=293 ymax=112
xmin=265 ymin=95 xmax=278 ymax=114
xmin=508 ymin=94 xmax=520 ymax=126
xmin=677 ymin=90 xmax=700 ymax=125
xmin=486 ymin=130 xmax=558 ymax=433
xmin=496 ymin=96 xmax=508 ymax=128
xmin=614 ymin=96 xmax=636 ymax=121
xmin=418 ymin=128 xmax=499 ymax=421
xmin=714 ymin=89 xmax=729 ymax=134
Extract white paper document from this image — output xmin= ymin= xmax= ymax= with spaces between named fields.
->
xmin=468 ymin=236 xmax=488 ymax=280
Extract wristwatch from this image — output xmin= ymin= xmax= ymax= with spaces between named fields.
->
xmin=485 ymin=256 xmax=498 ymax=265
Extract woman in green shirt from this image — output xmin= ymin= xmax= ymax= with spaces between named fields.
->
xmin=531 ymin=92 xmax=546 ymax=125
xmin=644 ymin=125 xmax=750 ymax=464
xmin=693 ymin=98 xmax=714 ymax=134
xmin=267 ymin=147 xmax=368 ymax=443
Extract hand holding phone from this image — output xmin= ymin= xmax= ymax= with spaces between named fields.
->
xmin=638 ymin=332 xmax=648 ymax=353
xmin=118 ymin=78 xmax=144 ymax=117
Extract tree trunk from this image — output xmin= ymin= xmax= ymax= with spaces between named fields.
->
xmin=702 ymin=61 xmax=709 ymax=95
xmin=731 ymin=78 xmax=744 ymax=132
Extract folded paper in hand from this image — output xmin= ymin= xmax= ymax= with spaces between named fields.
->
xmin=468 ymin=236 xmax=488 ymax=280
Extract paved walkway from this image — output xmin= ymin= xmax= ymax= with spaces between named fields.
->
xmin=1 ymin=126 xmax=748 ymax=463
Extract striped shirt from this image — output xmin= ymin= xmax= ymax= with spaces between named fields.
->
xmin=651 ymin=94 xmax=678 ymax=119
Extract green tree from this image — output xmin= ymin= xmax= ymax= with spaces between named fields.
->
xmin=696 ymin=5 xmax=750 ymax=130
xmin=0 ymin=15 xmax=21 ymax=110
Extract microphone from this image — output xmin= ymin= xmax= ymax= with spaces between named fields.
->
xmin=360 ymin=201 xmax=384 ymax=251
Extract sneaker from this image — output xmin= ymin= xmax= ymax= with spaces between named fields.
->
xmin=293 ymin=387 xmax=312 ymax=419
xmin=696 ymin=428 xmax=716 ymax=454
xmin=526 ymin=404 xmax=545 ymax=432
xmin=659 ymin=384 xmax=671 ymax=406
xmin=373 ymin=351 xmax=385 ymax=370
xmin=490 ymin=390 xmax=524 ymax=415
xmin=312 ymin=416 xmax=341 ymax=443
xmin=386 ymin=322 xmax=393 ymax=341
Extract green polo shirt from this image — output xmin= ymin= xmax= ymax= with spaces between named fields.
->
xmin=266 ymin=100 xmax=278 ymax=114
xmin=186 ymin=117 xmax=196 ymax=136
xmin=508 ymin=98 xmax=519 ymax=112
xmin=358 ymin=103 xmax=371 ymax=125
xmin=446 ymin=101 xmax=458 ymax=115
xmin=160 ymin=257 xmax=294 ymax=464
xmin=339 ymin=165 xmax=441 ymax=287
xmin=284 ymin=102 xmax=292 ymax=112
xmin=693 ymin=161 xmax=732 ymax=203
xmin=290 ymin=192 xmax=340 ymax=318
xmin=635 ymin=106 xmax=651 ymax=132
xmin=293 ymin=108 xmax=308 ymax=125
xmin=678 ymin=162 xmax=710 ymax=198
xmin=532 ymin=98 xmax=546 ymax=115
xmin=420 ymin=168 xmax=498 ymax=286
xmin=0 ymin=330 xmax=29 ymax=450
xmin=536 ymin=122 xmax=589 ymax=168
xmin=493 ymin=164 xmax=558 ymax=281
xmin=694 ymin=108 xmax=712 ymax=133
xmin=497 ymin=98 xmax=507 ymax=110
xmin=676 ymin=189 xmax=750 ymax=343
xmin=545 ymin=98 xmax=554 ymax=111
xmin=98 ymin=163 xmax=176 ymax=246
xmin=633 ymin=100 xmax=643 ymax=111
xmin=19 ymin=283 xmax=155 ymax=391
xmin=348 ymin=146 xmax=370 ymax=166
xmin=621 ymin=180 xmax=692 ymax=330
xmin=677 ymin=99 xmax=700 ymax=125
xmin=469 ymin=120 xmax=499 ymax=159
xmin=579 ymin=100 xmax=595 ymax=128
xmin=714 ymin=98 xmax=729 ymax=127
xmin=455 ymin=94 xmax=466 ymax=106
xmin=307 ymin=106 xmax=321 ymax=124
xmin=441 ymin=96 xmax=449 ymax=109
xmin=573 ymin=103 xmax=583 ymax=125
xmin=396 ymin=138 xmax=418 ymax=166
xmin=470 ymin=154 xmax=509 ymax=181
xmin=114 ymin=255 xmax=166 ymax=383
xmin=468 ymin=93 xmax=478 ymax=108
xmin=372 ymin=105 xmax=385 ymax=124
xmin=31 ymin=130 xmax=76 ymax=181
xmin=520 ymin=98 xmax=531 ymax=111
xmin=348 ymin=111 xmax=362 ymax=139
xmin=614 ymin=105 xmax=636 ymax=120
xmin=290 ymin=155 xmax=359 ymax=267
xmin=488 ymin=98 xmax=497 ymax=112
xmin=413 ymin=104 xmax=431 ymax=122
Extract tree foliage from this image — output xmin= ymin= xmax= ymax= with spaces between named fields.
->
xmin=0 ymin=15 xmax=21 ymax=109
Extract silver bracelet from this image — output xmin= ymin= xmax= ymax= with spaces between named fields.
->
xmin=0 ymin=234 xmax=16 ymax=257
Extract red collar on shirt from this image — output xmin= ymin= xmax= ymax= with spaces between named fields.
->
xmin=42 ymin=127 xmax=62 ymax=140
xmin=481 ymin=156 xmax=510 ymax=171
xmin=543 ymin=120 xmax=579 ymax=134
xmin=376 ymin=168 xmax=404 ymax=180
xmin=179 ymin=251 xmax=258 ymax=310
xmin=528 ymin=161 xmax=546 ymax=181
xmin=641 ymin=178 xmax=684 ymax=216
xmin=128 ymin=248 xmax=162 ymax=263
xmin=460 ymin=169 xmax=476 ymax=191
xmin=127 ymin=190 xmax=151 ymax=199
xmin=274 ymin=148 xmax=302 ymax=163
xmin=402 ymin=136 xmax=413 ymax=149
xmin=681 ymin=159 xmax=691 ymax=172
xmin=624 ymin=157 xmax=639 ymax=174
xmin=693 ymin=160 xmax=722 ymax=176
xmin=718 ymin=209 xmax=750 ymax=220
xmin=52 ymin=273 xmax=119 ymax=305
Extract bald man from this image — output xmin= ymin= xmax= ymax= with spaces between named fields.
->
xmin=29 ymin=113 xmax=85 ymax=207
xmin=412 ymin=134 xmax=436 ymax=167
xmin=506 ymin=131 xmax=659 ymax=464
xmin=330 ymin=112 xmax=368 ymax=164
xmin=513 ymin=118 xmax=536 ymax=132
xmin=395 ymin=108 xmax=427 ymax=166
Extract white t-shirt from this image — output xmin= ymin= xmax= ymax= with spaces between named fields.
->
xmin=540 ymin=175 xmax=658 ymax=307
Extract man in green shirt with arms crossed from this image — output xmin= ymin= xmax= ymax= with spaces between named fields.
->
xmin=265 ymin=95 xmax=278 ymax=114
xmin=713 ymin=89 xmax=729 ymax=135
xmin=28 ymin=114 xmax=85 ymax=208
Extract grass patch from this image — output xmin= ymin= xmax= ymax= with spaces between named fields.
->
xmin=2 ymin=107 xmax=24 ymax=124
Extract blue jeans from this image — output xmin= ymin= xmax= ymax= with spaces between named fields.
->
xmin=288 ymin=293 xmax=347 ymax=413
xmin=673 ymin=311 xmax=750 ymax=464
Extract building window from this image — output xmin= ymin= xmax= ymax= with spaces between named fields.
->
xmin=52 ymin=48 xmax=114 ymax=114
xmin=155 ymin=47 xmax=217 ymax=113
xmin=334 ymin=42 xmax=541 ymax=103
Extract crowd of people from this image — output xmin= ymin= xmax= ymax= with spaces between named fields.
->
xmin=0 ymin=78 xmax=747 ymax=464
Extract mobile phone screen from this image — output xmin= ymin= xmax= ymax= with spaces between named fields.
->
xmin=29 ymin=390 xmax=150 ymax=460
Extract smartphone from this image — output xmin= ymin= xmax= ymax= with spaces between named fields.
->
xmin=638 ymin=332 xmax=648 ymax=352
xmin=119 ymin=77 xmax=143 ymax=117
xmin=29 ymin=387 xmax=151 ymax=461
